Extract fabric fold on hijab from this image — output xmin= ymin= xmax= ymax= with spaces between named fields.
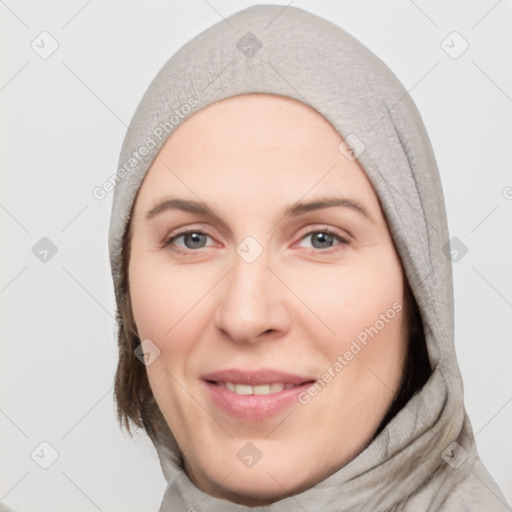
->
xmin=107 ymin=4 xmax=509 ymax=511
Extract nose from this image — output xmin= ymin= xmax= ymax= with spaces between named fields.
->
xmin=214 ymin=248 xmax=291 ymax=345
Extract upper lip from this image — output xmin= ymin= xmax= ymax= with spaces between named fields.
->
xmin=201 ymin=369 xmax=316 ymax=386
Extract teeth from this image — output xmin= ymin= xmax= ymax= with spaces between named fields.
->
xmin=269 ymin=383 xmax=285 ymax=393
xmin=235 ymin=384 xmax=253 ymax=395
xmin=253 ymin=385 xmax=272 ymax=395
xmin=222 ymin=382 xmax=290 ymax=395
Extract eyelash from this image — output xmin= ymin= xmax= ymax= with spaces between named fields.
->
xmin=164 ymin=227 xmax=350 ymax=255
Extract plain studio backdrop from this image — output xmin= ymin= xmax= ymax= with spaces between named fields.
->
xmin=1 ymin=1 xmax=511 ymax=510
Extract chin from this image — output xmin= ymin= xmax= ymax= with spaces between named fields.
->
xmin=194 ymin=453 xmax=322 ymax=506
xmin=209 ymin=474 xmax=301 ymax=506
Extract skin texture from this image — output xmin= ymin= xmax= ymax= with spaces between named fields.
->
xmin=128 ymin=93 xmax=408 ymax=506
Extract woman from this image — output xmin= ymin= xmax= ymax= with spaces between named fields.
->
xmin=107 ymin=4 xmax=508 ymax=511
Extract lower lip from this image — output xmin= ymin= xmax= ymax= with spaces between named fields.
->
xmin=203 ymin=381 xmax=314 ymax=421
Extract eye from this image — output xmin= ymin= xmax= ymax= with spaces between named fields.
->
xmin=164 ymin=227 xmax=350 ymax=254
xmin=297 ymin=228 xmax=350 ymax=252
xmin=165 ymin=230 xmax=215 ymax=252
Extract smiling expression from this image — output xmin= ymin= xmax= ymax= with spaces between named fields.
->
xmin=127 ymin=93 xmax=409 ymax=505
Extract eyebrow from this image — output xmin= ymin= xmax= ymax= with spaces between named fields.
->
xmin=145 ymin=196 xmax=374 ymax=223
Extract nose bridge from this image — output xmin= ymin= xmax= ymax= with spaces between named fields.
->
xmin=214 ymin=244 xmax=288 ymax=343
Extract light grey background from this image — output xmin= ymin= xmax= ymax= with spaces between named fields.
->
xmin=1 ymin=1 xmax=511 ymax=510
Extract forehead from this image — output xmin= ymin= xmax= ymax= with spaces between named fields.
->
xmin=167 ymin=93 xmax=342 ymax=151
xmin=132 ymin=93 xmax=382 ymax=217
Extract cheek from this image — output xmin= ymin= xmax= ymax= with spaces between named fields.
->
xmin=129 ymin=248 xmax=195 ymax=338
xmin=128 ymin=256 xmax=208 ymax=426
xmin=128 ymin=251 xmax=217 ymax=378
xmin=292 ymin=247 xmax=407 ymax=409
xmin=291 ymin=251 xmax=404 ymax=343
xmin=339 ymin=257 xmax=405 ymax=370
xmin=343 ymin=265 xmax=404 ymax=335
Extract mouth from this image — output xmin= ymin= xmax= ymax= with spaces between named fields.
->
xmin=201 ymin=369 xmax=316 ymax=420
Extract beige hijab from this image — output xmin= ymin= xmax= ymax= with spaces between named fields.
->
xmin=106 ymin=5 xmax=509 ymax=511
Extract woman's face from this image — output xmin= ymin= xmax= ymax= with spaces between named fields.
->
xmin=128 ymin=94 xmax=408 ymax=505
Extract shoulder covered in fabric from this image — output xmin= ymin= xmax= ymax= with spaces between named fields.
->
xmin=437 ymin=457 xmax=510 ymax=511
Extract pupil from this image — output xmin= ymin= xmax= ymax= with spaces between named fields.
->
xmin=186 ymin=233 xmax=205 ymax=249
xmin=312 ymin=232 xmax=333 ymax=249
